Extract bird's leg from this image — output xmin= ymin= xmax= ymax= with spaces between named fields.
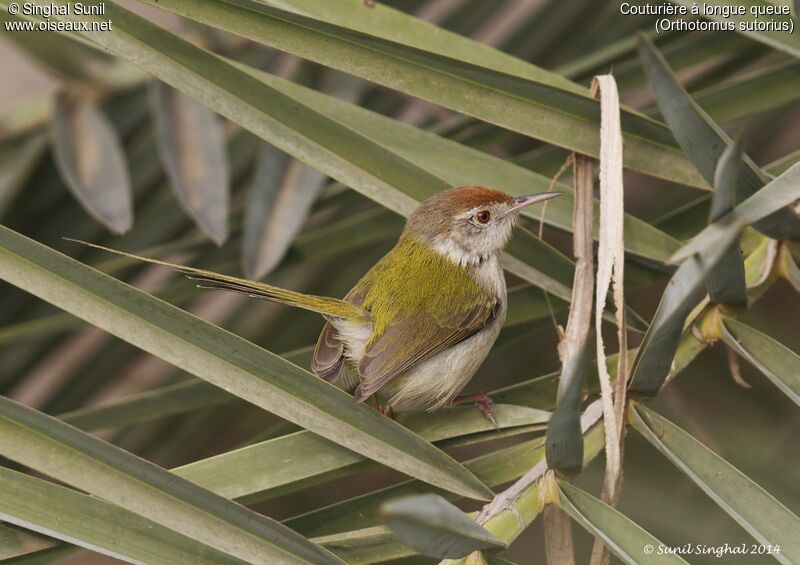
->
xmin=451 ymin=392 xmax=498 ymax=429
xmin=370 ymin=395 xmax=395 ymax=419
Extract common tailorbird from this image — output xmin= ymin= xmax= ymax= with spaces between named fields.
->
xmin=79 ymin=186 xmax=560 ymax=423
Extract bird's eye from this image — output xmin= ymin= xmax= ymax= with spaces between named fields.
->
xmin=475 ymin=210 xmax=491 ymax=224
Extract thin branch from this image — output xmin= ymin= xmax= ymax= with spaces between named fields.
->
xmin=544 ymin=504 xmax=576 ymax=565
xmin=543 ymin=145 xmax=596 ymax=565
xmin=556 ymin=153 xmax=595 ymax=368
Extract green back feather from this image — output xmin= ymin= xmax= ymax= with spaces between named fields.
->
xmin=354 ymin=236 xmax=494 ymax=341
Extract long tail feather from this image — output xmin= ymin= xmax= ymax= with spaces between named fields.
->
xmin=66 ymin=239 xmax=366 ymax=320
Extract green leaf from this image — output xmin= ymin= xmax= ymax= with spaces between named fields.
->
xmin=721 ymin=317 xmax=800 ymax=406
xmin=234 ymin=61 xmax=681 ymax=265
xmin=58 ymin=314 xmax=549 ymax=431
xmin=637 ymin=33 xmax=800 ymax=241
xmin=520 ymin=51 xmax=796 ymax=173
xmin=631 ymin=402 xmax=800 ymax=564
xmin=0 ymin=396 xmax=342 ymax=564
xmin=313 ymin=526 xmax=413 ymax=564
xmin=11 ymin=0 xmax=681 ymax=268
xmin=58 ymin=347 xmax=313 ymax=430
xmin=51 ymin=91 xmax=133 ymax=234
xmin=71 ymin=344 xmax=697 ymax=525
xmin=1 ymin=545 xmax=76 ymax=565
xmin=242 ymin=71 xmax=363 ymax=280
xmin=173 ymin=405 xmax=549 ymax=503
xmin=781 ymin=244 xmax=800 ymax=293
xmin=0 ymin=134 xmax=47 ymax=219
xmin=150 ymin=81 xmax=230 ymax=245
xmin=260 ymin=0 xmax=585 ymax=94
xmin=667 ymin=0 xmax=800 ymax=59
xmin=0 ymin=524 xmax=54 ymax=561
xmin=58 ymin=345 xmax=311 ymax=430
xmin=380 ymin=494 xmax=506 ymax=559
xmin=627 ymin=251 xmax=735 ymax=396
xmin=130 ymin=0 xmax=707 ymax=189
xmin=766 ymin=149 xmax=800 ymax=176
xmin=556 ymin=480 xmax=688 ymax=565
xmin=692 ymin=59 xmax=800 ymax=125
xmin=55 ymin=305 xmax=560 ymax=434
xmin=707 ymin=143 xmax=747 ymax=307
xmin=656 ymin=150 xmax=800 ymax=243
xmin=0 ymin=466 xmax=246 ymax=565
xmin=286 ymin=435 xmax=546 ymax=536
xmin=287 ymin=424 xmax=605 ymax=537
xmin=672 ymin=162 xmax=800 ymax=264
xmin=44 ymin=0 xmax=588 ymax=296
xmin=243 ymin=145 xmax=325 ymax=279
xmin=563 ymin=30 xmax=748 ymax=92
xmin=0 ymin=225 xmax=491 ymax=501
xmin=546 ymin=338 xmax=590 ymax=471
xmin=0 ymin=10 xmax=105 ymax=79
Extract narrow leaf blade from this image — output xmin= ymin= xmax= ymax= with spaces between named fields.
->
xmin=0 ymin=134 xmax=47 ymax=218
xmin=546 ymin=335 xmax=591 ymax=470
xmin=262 ymin=0 xmax=585 ymax=94
xmin=51 ymin=92 xmax=133 ymax=234
xmin=14 ymin=1 xmax=681 ymax=270
xmin=556 ymin=480 xmax=688 ymax=565
xmin=243 ymin=145 xmax=324 ymax=279
xmin=174 ymin=405 xmax=549 ymax=503
xmin=628 ymin=251 xmax=734 ymax=395
xmin=124 ymin=0 xmax=706 ymax=188
xmin=381 ymin=494 xmax=506 ymax=559
xmin=0 ymin=523 xmax=55 ymax=561
xmin=0 ymin=466 xmax=245 ymax=565
xmin=313 ymin=526 xmax=414 ymax=564
xmin=637 ymin=33 xmax=800 ymax=241
xmin=631 ymin=402 xmax=800 ymax=564
xmin=707 ymin=143 xmax=747 ymax=307
xmin=150 ymin=81 xmax=229 ymax=245
xmin=668 ymin=0 xmax=800 ymax=58
xmin=0 ymin=396 xmax=342 ymax=564
xmin=287 ymin=425 xmax=606 ymax=537
xmin=672 ymin=162 xmax=800 ymax=264
xmin=721 ymin=317 xmax=800 ymax=406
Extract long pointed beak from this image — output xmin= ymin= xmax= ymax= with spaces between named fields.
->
xmin=503 ymin=191 xmax=561 ymax=217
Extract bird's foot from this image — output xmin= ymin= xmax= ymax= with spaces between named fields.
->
xmin=452 ymin=392 xmax=498 ymax=429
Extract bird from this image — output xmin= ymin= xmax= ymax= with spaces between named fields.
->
xmin=75 ymin=185 xmax=560 ymax=423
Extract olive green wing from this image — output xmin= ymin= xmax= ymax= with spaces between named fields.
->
xmin=354 ymin=300 xmax=501 ymax=402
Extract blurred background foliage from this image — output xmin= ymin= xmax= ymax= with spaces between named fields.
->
xmin=0 ymin=0 xmax=798 ymax=563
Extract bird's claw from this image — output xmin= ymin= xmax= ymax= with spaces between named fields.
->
xmin=475 ymin=396 xmax=499 ymax=430
xmin=453 ymin=392 xmax=498 ymax=430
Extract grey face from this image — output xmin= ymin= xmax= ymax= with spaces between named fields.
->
xmin=451 ymin=192 xmax=562 ymax=260
xmin=406 ymin=189 xmax=562 ymax=267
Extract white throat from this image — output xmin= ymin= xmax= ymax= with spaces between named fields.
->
xmin=430 ymin=238 xmax=490 ymax=269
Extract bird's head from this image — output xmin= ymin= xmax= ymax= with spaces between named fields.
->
xmin=405 ymin=185 xmax=561 ymax=267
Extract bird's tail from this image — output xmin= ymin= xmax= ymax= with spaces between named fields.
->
xmin=67 ymin=239 xmax=366 ymax=321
